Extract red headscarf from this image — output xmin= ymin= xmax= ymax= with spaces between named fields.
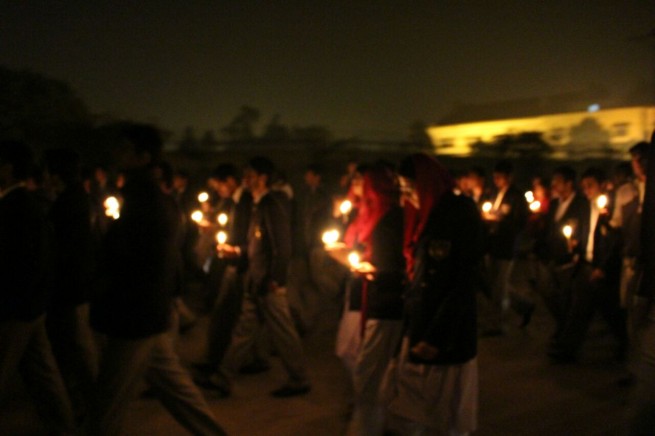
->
xmin=402 ymin=154 xmax=455 ymax=278
xmin=344 ymin=165 xmax=396 ymax=260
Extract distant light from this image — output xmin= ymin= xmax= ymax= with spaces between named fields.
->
xmin=587 ymin=104 xmax=600 ymax=113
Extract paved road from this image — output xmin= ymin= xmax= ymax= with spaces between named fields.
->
xmin=0 ymin=273 xmax=635 ymax=435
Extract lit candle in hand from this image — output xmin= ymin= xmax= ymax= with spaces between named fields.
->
xmin=103 ymin=196 xmax=120 ymax=219
xmin=562 ymin=224 xmax=573 ymax=240
xmin=339 ymin=200 xmax=353 ymax=216
xmin=596 ymin=194 xmax=608 ymax=210
xmin=216 ymin=230 xmax=228 ymax=245
xmin=524 ymin=191 xmax=534 ymax=203
xmin=348 ymin=251 xmax=361 ymax=268
xmin=217 ymin=213 xmax=228 ymax=226
xmin=198 ymin=192 xmax=209 ymax=203
xmin=482 ymin=201 xmax=493 ymax=214
xmin=322 ymin=229 xmax=340 ymax=247
xmin=529 ymin=200 xmax=541 ymax=212
xmin=191 ymin=210 xmax=204 ymax=223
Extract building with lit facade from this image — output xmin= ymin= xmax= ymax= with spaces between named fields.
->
xmin=427 ymin=105 xmax=655 ymax=159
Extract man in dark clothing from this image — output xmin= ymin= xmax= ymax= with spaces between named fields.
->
xmin=44 ymin=148 xmax=99 ymax=421
xmin=480 ymin=160 xmax=528 ymax=335
xmin=202 ymin=157 xmax=311 ymax=398
xmin=85 ymin=124 xmax=225 ymax=436
xmin=549 ymin=168 xmax=627 ymax=363
xmin=533 ymin=166 xmax=589 ymax=342
xmin=0 ymin=140 xmax=76 ymax=434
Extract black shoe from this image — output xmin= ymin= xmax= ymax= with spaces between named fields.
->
xmin=270 ymin=384 xmax=311 ymax=398
xmin=519 ymin=306 xmax=535 ymax=328
xmin=239 ymin=360 xmax=271 ymax=375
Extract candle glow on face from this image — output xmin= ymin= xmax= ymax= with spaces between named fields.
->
xmin=348 ymin=251 xmax=361 ymax=268
xmin=482 ymin=201 xmax=493 ymax=213
xmin=103 ymin=196 xmax=120 ymax=219
xmin=339 ymin=200 xmax=353 ymax=215
xmin=216 ymin=231 xmax=227 ymax=245
xmin=191 ymin=210 xmax=204 ymax=223
xmin=321 ymin=229 xmax=340 ymax=245
xmin=217 ymin=213 xmax=228 ymax=226
xmin=596 ymin=194 xmax=608 ymax=209
xmin=198 ymin=192 xmax=209 ymax=203
xmin=562 ymin=225 xmax=573 ymax=239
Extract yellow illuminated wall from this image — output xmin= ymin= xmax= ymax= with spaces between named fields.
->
xmin=427 ymin=106 xmax=655 ymax=159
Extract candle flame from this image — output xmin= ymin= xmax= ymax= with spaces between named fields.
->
xmin=198 ymin=192 xmax=209 ymax=203
xmin=216 ymin=231 xmax=228 ymax=245
xmin=322 ymin=229 xmax=340 ymax=245
xmin=217 ymin=213 xmax=228 ymax=226
xmin=339 ymin=200 xmax=353 ymax=215
xmin=562 ymin=225 xmax=573 ymax=239
xmin=596 ymin=194 xmax=608 ymax=209
xmin=348 ymin=251 xmax=361 ymax=268
xmin=524 ymin=191 xmax=534 ymax=203
xmin=191 ymin=210 xmax=204 ymax=223
xmin=482 ymin=201 xmax=493 ymax=213
xmin=529 ymin=200 xmax=541 ymax=212
xmin=103 ymin=196 xmax=120 ymax=219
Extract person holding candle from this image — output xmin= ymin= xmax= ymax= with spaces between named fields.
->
xmin=86 ymin=124 xmax=226 ymax=435
xmin=341 ymin=162 xmax=405 ymax=435
xmin=202 ymin=157 xmax=310 ymax=398
xmin=384 ymin=153 xmax=483 ymax=435
xmin=532 ymin=166 xmax=588 ymax=345
xmin=548 ymin=167 xmax=627 ymax=364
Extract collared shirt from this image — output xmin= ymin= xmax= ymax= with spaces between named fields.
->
xmin=586 ymin=201 xmax=601 ymax=262
xmin=555 ymin=192 xmax=576 ymax=222
xmin=0 ymin=182 xmax=26 ymax=199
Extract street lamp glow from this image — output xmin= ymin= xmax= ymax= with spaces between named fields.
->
xmin=217 ymin=213 xmax=228 ymax=226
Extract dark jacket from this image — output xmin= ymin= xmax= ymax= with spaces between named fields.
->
xmin=246 ymin=191 xmax=292 ymax=293
xmin=535 ymin=192 xmax=589 ymax=265
xmin=227 ymin=190 xmax=253 ymax=273
xmin=349 ymin=207 xmax=405 ymax=320
xmin=0 ymin=187 xmax=53 ymax=322
xmin=576 ymin=202 xmax=622 ymax=281
xmin=405 ymin=193 xmax=484 ymax=365
xmin=487 ymin=185 xmax=528 ymax=259
xmin=48 ymin=182 xmax=96 ymax=308
xmin=90 ymin=170 xmax=179 ymax=339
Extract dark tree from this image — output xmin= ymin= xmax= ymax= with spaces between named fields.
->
xmin=221 ymin=105 xmax=261 ymax=141
xmin=178 ymin=126 xmax=199 ymax=151
xmin=200 ymin=130 xmax=219 ymax=148
xmin=262 ymin=114 xmax=291 ymax=142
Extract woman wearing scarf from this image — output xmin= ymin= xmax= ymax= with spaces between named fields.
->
xmin=339 ymin=163 xmax=405 ymax=435
xmin=387 ymin=154 xmax=484 ymax=436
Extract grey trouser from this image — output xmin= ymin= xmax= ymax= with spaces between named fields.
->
xmin=85 ymin=315 xmax=226 ymax=436
xmin=220 ymin=285 xmax=308 ymax=386
xmin=0 ymin=315 xmax=76 ymax=434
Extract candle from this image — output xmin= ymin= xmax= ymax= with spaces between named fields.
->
xmin=596 ymin=194 xmax=608 ymax=209
xmin=562 ymin=224 xmax=573 ymax=240
xmin=339 ymin=200 xmax=353 ymax=216
xmin=482 ymin=201 xmax=493 ymax=213
xmin=191 ymin=210 xmax=204 ymax=223
xmin=216 ymin=230 xmax=228 ymax=245
xmin=103 ymin=196 xmax=120 ymax=219
xmin=529 ymin=200 xmax=541 ymax=212
xmin=217 ymin=213 xmax=228 ymax=226
xmin=197 ymin=191 xmax=209 ymax=203
xmin=348 ymin=251 xmax=361 ymax=268
xmin=524 ymin=191 xmax=534 ymax=204
xmin=321 ymin=229 xmax=340 ymax=246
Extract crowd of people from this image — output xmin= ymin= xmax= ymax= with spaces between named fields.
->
xmin=1 ymin=123 xmax=654 ymax=435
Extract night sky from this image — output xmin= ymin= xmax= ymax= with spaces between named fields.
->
xmin=2 ymin=1 xmax=654 ymax=139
